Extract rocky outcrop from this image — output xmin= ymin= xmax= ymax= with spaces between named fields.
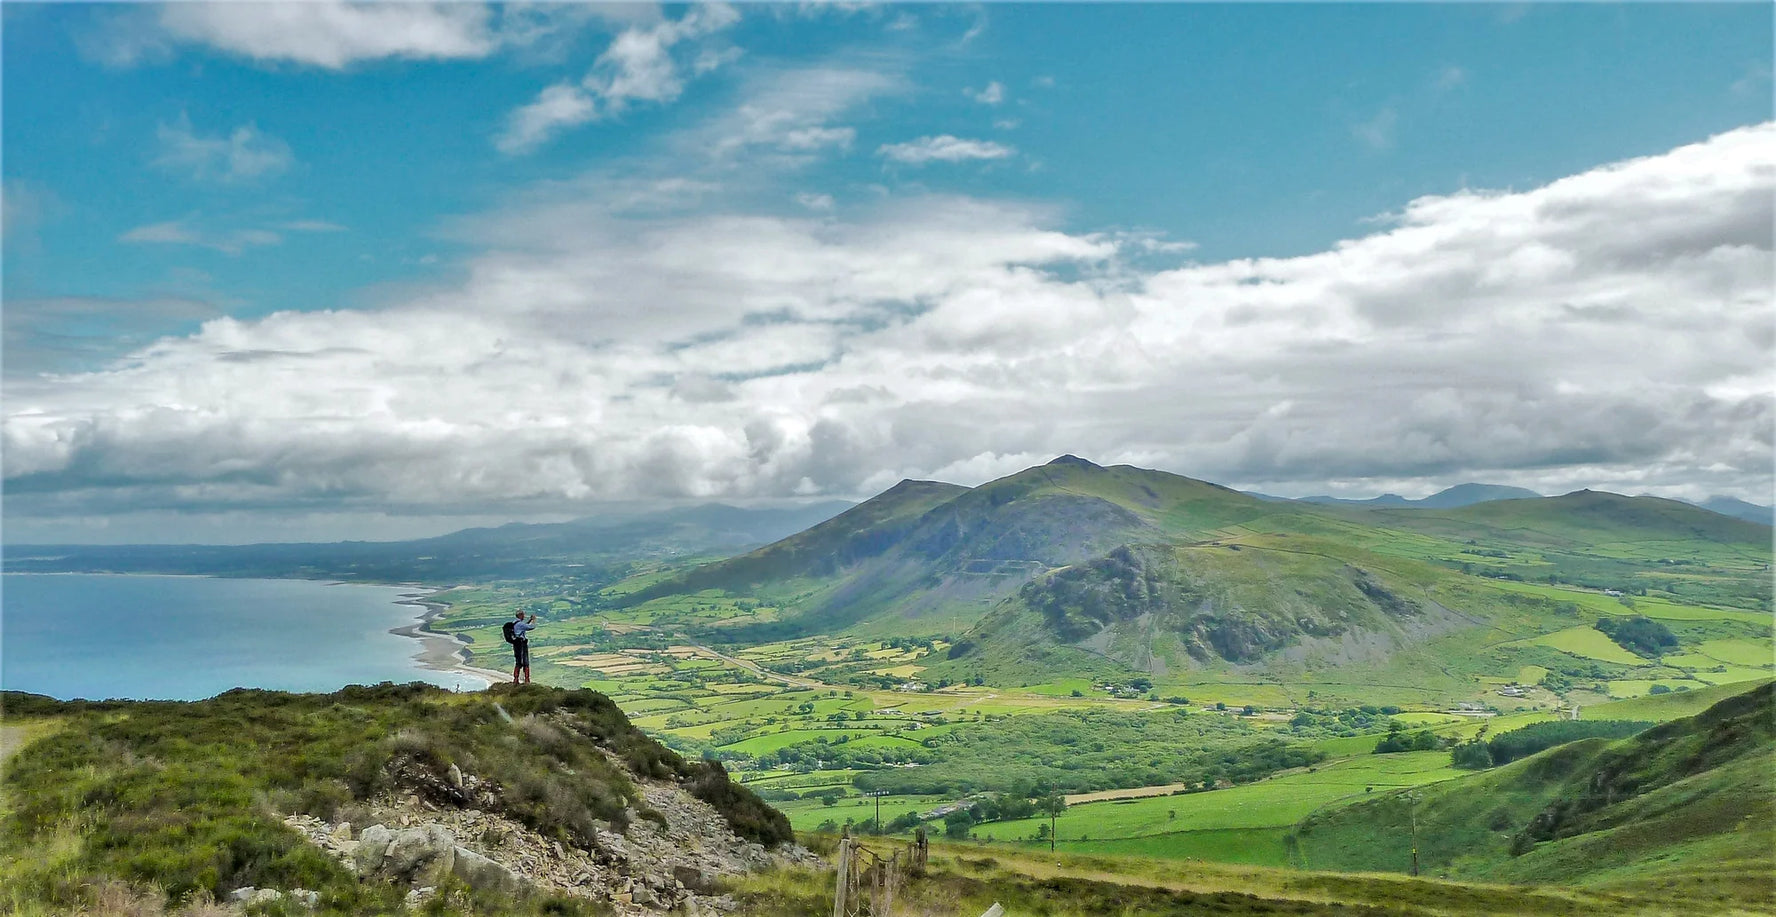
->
xmin=284 ymin=758 xmax=818 ymax=916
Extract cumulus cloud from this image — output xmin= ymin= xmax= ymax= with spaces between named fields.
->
xmin=154 ymin=116 xmax=294 ymax=183
xmin=496 ymin=4 xmax=740 ymax=154
xmin=878 ymin=134 xmax=1015 ymax=165
xmin=6 ymin=124 xmax=1772 ymax=522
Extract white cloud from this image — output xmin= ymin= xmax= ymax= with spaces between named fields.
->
xmin=878 ymin=135 xmax=1015 ymax=165
xmin=795 ymin=193 xmax=836 ymax=211
xmin=8 ymin=124 xmax=1773 ymax=521
xmin=695 ymin=66 xmax=899 ymax=161
xmin=119 ymin=221 xmax=282 ymax=255
xmin=153 ymin=2 xmax=499 ymax=68
xmin=968 ymin=81 xmax=1005 ymax=105
xmin=154 ymin=116 xmax=294 ymax=183
xmin=496 ymin=83 xmax=598 ymax=155
xmin=496 ymin=4 xmax=741 ymax=154
xmin=87 ymin=2 xmax=611 ymax=69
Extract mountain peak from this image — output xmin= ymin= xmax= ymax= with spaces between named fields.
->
xmin=1046 ymin=454 xmax=1101 ymax=469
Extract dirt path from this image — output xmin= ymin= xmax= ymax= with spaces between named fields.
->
xmin=1 ymin=720 xmax=57 ymax=766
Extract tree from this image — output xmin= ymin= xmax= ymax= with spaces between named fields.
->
xmin=1450 ymin=738 xmax=1493 ymax=770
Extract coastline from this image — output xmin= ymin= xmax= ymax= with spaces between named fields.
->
xmin=389 ymin=592 xmax=509 ymax=690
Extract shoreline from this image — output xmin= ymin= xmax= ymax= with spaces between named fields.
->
xmin=389 ymin=592 xmax=510 ymax=690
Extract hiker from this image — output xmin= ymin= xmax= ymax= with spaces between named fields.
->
xmin=504 ymin=611 xmax=537 ymax=684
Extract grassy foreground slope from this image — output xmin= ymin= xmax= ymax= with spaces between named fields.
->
xmin=733 ymin=837 xmax=1747 ymax=917
xmin=1293 ymin=681 xmax=1775 ymax=909
xmin=0 ymin=683 xmax=789 ymax=916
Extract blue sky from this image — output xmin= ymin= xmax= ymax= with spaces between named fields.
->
xmin=3 ymin=3 xmax=1772 ymax=542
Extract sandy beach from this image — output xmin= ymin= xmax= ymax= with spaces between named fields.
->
xmin=389 ymin=593 xmax=509 ymax=689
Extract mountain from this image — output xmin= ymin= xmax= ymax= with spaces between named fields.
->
xmin=621 ymin=458 xmax=1771 ymax=691
xmin=619 ymin=456 xmax=1280 ymax=636
xmin=2 ymin=501 xmax=854 ymax=582
xmin=0 ymin=683 xmax=797 ymax=915
xmin=1291 ymin=483 xmax=1545 ymax=509
xmin=1684 ymin=495 xmax=1774 ymax=527
xmin=1292 ymin=681 xmax=1774 ymax=906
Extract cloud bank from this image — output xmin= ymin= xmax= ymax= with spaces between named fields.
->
xmin=6 ymin=124 xmax=1772 ymax=523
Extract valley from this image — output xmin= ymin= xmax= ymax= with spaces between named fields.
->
xmin=412 ymin=457 xmax=1773 ymax=899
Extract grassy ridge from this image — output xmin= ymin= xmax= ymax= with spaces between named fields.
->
xmin=1292 ymin=681 xmax=1774 ymax=908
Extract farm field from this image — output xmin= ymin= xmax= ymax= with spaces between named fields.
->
xmin=982 ymin=751 xmax=1461 ymax=864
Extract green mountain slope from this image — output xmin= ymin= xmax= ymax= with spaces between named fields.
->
xmin=1291 ymin=681 xmax=1775 ymax=907
xmin=622 ymin=456 xmax=1283 ymax=636
xmin=609 ymin=457 xmax=1770 ymax=695
xmin=937 ymin=539 xmax=1466 ymax=682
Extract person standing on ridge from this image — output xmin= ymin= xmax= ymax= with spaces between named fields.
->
xmin=504 ymin=611 xmax=538 ymax=684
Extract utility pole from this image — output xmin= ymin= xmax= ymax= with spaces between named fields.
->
xmin=865 ymin=789 xmax=889 ymax=834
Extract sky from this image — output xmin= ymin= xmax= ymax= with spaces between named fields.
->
xmin=3 ymin=2 xmax=1772 ymax=544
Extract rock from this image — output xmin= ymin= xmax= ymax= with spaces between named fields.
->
xmin=330 ymin=822 xmax=352 ymax=843
xmin=228 ymin=887 xmax=257 ymax=903
xmin=447 ymin=763 xmax=464 ymax=789
xmin=383 ymin=825 xmax=455 ymax=877
xmin=289 ymin=889 xmax=320 ymax=908
xmin=673 ymin=865 xmax=717 ymax=894
xmin=354 ymin=824 xmax=394 ymax=875
xmin=451 ymin=846 xmax=518 ymax=892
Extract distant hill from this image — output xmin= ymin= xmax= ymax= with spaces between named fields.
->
xmin=1681 ymin=495 xmax=1774 ymax=527
xmin=3 ymin=501 xmax=854 ymax=582
xmin=1281 ymin=483 xmax=1545 ymax=509
xmin=1292 ymin=681 xmax=1774 ymax=906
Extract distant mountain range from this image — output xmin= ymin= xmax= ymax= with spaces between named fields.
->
xmin=615 ymin=456 xmax=1771 ymax=689
xmin=3 ymin=501 xmax=854 ymax=582
xmin=1248 ymin=483 xmax=1772 ymax=525
xmin=1677 ymin=495 xmax=1775 ymax=526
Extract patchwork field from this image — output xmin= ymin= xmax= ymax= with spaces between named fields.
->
xmin=422 ymin=507 xmax=1771 ymax=877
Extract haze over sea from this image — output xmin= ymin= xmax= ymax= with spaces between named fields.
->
xmin=1 ymin=574 xmax=480 ymax=701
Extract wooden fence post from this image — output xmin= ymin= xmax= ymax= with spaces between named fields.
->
xmin=832 ymin=837 xmax=851 ymax=917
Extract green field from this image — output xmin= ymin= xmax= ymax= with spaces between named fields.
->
xmin=971 ymin=751 xmax=1461 ymax=866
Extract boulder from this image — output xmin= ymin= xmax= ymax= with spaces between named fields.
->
xmin=450 ymin=845 xmax=518 ymax=892
xmin=354 ymin=824 xmax=394 ymax=875
xmin=383 ymin=825 xmax=455 ymax=878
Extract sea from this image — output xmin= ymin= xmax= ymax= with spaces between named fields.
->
xmin=1 ymin=574 xmax=485 ymax=701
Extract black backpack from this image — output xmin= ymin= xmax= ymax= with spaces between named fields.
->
xmin=502 ymin=621 xmax=518 ymax=645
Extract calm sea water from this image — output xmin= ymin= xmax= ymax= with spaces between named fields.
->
xmin=2 ymin=574 xmax=479 ymax=701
